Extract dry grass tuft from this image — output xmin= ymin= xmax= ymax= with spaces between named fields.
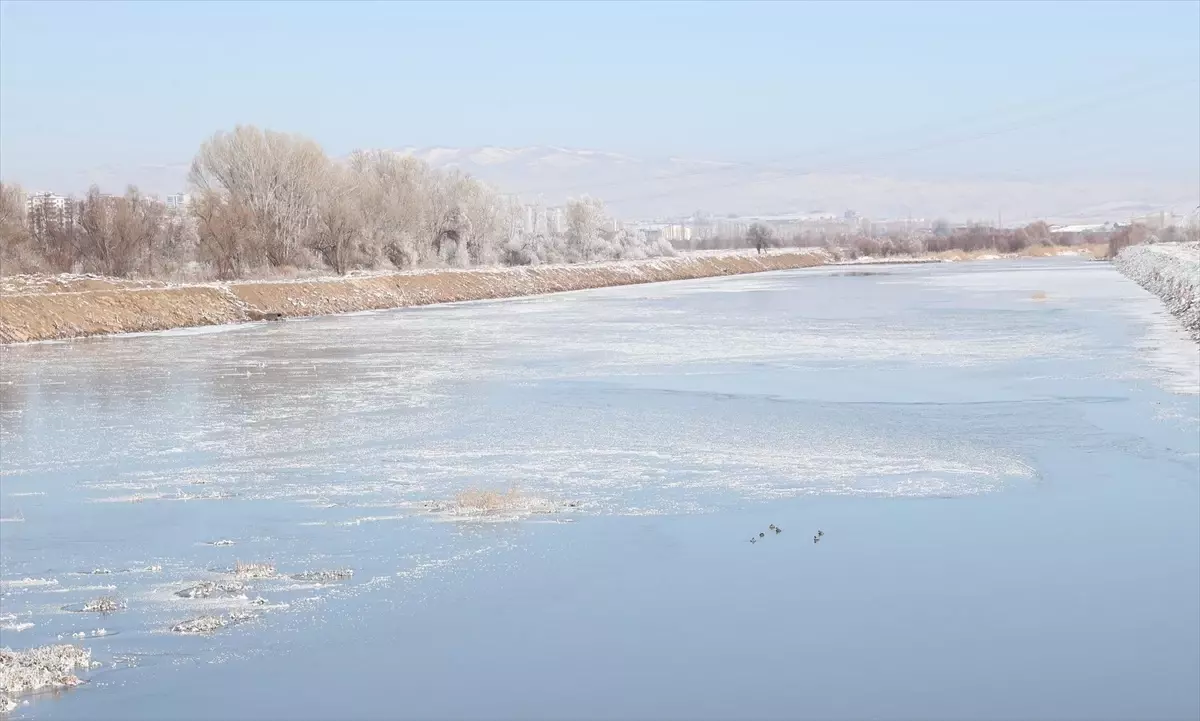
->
xmin=453 ymin=486 xmax=524 ymax=515
xmin=423 ymin=485 xmax=571 ymax=520
xmin=290 ymin=569 xmax=353 ymax=584
xmin=233 ymin=561 xmax=276 ymax=579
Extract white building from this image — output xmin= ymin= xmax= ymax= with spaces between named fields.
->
xmin=25 ymin=192 xmax=72 ymax=236
xmin=521 ymin=204 xmax=552 ymax=236
xmin=546 ymin=207 xmax=565 ymax=235
xmin=26 ymin=191 xmax=68 ymax=218
xmin=661 ymin=224 xmax=691 ymax=243
xmin=715 ymin=219 xmax=748 ymax=239
xmin=166 ymin=193 xmax=189 ymax=211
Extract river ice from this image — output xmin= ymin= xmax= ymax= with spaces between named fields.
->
xmin=1 ymin=258 xmax=1197 ymax=720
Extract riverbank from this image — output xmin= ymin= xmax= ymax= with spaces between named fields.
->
xmin=1113 ymin=242 xmax=1200 ymax=340
xmin=0 ymin=245 xmax=1101 ymax=344
xmin=0 ymin=250 xmax=838 ymax=344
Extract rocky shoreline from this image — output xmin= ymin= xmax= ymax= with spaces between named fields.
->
xmin=1113 ymin=242 xmax=1200 ymax=341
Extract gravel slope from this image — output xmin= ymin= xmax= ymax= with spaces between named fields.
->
xmin=1114 ymin=242 xmax=1200 ymax=340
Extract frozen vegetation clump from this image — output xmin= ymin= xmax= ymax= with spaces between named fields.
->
xmin=289 ymin=569 xmax=353 ymax=583
xmin=170 ymin=611 xmax=256 ymax=635
xmin=1114 ymin=242 xmax=1200 ymax=340
xmin=174 ymin=580 xmax=246 ymax=599
xmin=170 ymin=616 xmax=226 ymax=635
xmin=80 ymin=597 xmax=122 ymax=614
xmin=422 ymin=486 xmax=576 ymax=520
xmin=232 ymin=561 xmax=276 ymax=579
xmin=0 ymin=645 xmax=93 ymax=714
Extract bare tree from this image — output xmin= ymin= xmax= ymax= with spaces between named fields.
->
xmin=193 ymin=190 xmax=253 ymax=279
xmin=189 ymin=125 xmax=328 ymax=268
xmin=6 ymin=126 xmax=681 ymax=279
xmin=566 ymin=196 xmax=605 ymax=262
xmin=348 ymin=150 xmax=433 ymax=269
xmin=423 ymin=170 xmax=458 ymax=262
xmin=158 ymin=212 xmax=199 ymax=276
xmin=0 ymin=182 xmax=39 ymax=273
xmin=1024 ymin=221 xmax=1051 ymax=245
xmin=1108 ymin=223 xmax=1150 ymax=259
xmin=76 ymin=186 xmax=163 ymax=277
xmin=452 ymin=176 xmax=503 ymax=265
xmin=307 ymin=166 xmax=362 ymax=275
xmin=747 ymin=223 xmax=773 ymax=254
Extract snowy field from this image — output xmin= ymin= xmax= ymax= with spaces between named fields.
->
xmin=1 ymin=258 xmax=1197 ymax=720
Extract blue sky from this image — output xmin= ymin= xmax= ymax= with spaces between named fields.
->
xmin=1 ymin=0 xmax=1197 ymax=194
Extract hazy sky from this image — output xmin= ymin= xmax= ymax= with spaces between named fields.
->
xmin=1 ymin=0 xmax=1197 ymax=195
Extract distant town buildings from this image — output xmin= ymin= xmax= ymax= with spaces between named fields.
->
xmin=715 ymin=218 xmax=749 ymax=239
xmin=25 ymin=191 xmax=68 ymax=219
xmin=661 ymin=225 xmax=691 ymax=243
xmin=627 ymin=209 xmax=942 ymax=248
xmin=519 ymin=204 xmax=566 ymax=236
xmin=1129 ymin=210 xmax=1189 ymax=231
xmin=166 ymin=193 xmax=189 ymax=211
xmin=25 ymin=191 xmax=72 ymax=237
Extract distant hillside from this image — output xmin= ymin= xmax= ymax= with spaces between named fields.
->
xmin=388 ymin=146 xmax=1198 ymax=225
xmin=60 ymin=145 xmax=1199 ymax=225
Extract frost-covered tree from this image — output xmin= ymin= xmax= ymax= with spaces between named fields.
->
xmin=4 ymin=125 xmax=685 ymax=278
xmin=189 ymin=125 xmax=328 ymax=268
xmin=348 ymin=150 xmax=432 ymax=269
xmin=307 ymin=165 xmax=364 ymax=275
xmin=566 ymin=196 xmax=606 ymax=262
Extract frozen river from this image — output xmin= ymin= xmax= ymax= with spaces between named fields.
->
xmin=2 ymin=258 xmax=1198 ymax=720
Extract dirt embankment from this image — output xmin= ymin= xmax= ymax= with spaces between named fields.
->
xmin=1 ymin=250 xmax=828 ymax=343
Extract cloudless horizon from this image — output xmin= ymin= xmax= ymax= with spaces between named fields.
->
xmin=1 ymin=0 xmax=1197 ymax=214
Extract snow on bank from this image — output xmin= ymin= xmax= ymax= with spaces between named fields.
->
xmin=0 ymin=250 xmax=829 ymax=344
xmin=1114 ymin=243 xmax=1200 ymax=340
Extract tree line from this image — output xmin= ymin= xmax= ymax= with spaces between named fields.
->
xmin=0 ymin=125 xmax=676 ymax=279
xmin=690 ymin=218 xmax=1195 ymax=258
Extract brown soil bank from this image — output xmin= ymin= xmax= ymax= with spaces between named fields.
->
xmin=1 ymin=250 xmax=829 ymax=344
